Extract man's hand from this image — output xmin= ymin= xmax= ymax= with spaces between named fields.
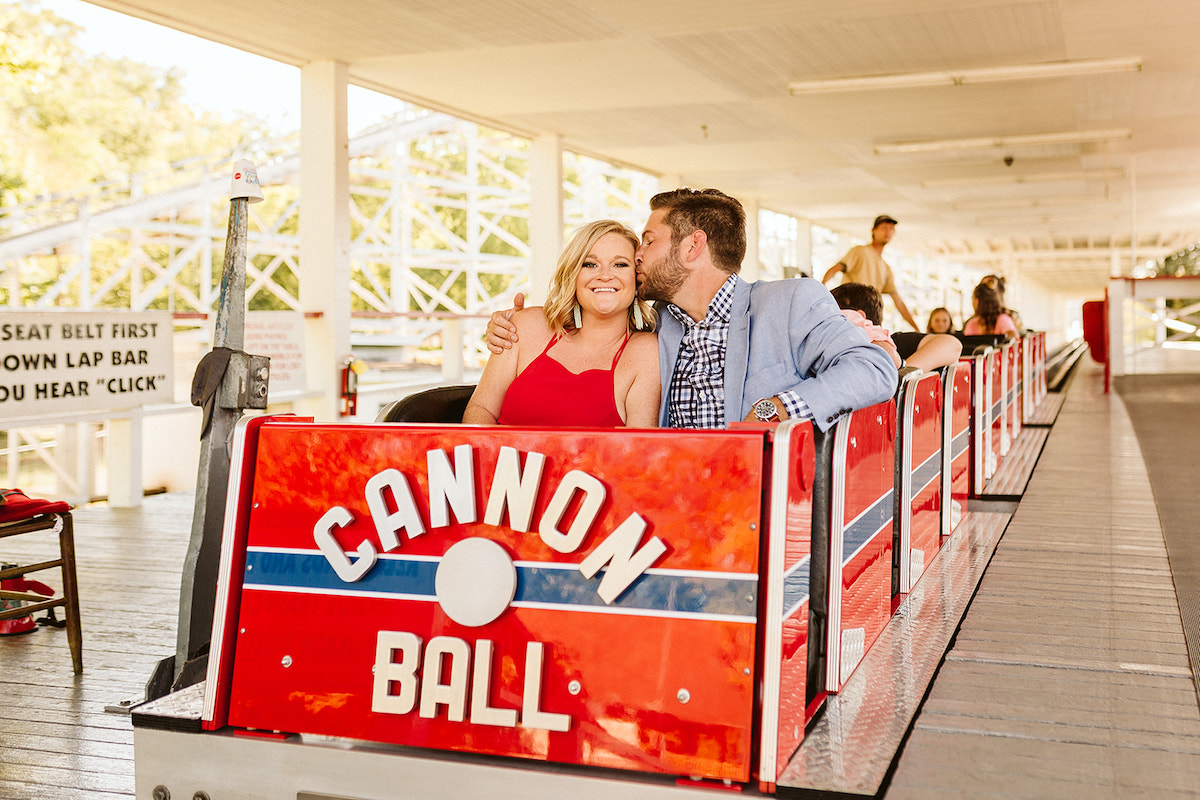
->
xmin=485 ymin=292 xmax=525 ymax=354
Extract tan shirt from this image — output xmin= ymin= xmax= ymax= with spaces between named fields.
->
xmin=838 ymin=245 xmax=896 ymax=294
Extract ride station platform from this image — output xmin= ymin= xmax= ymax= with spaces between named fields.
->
xmin=2 ymin=356 xmax=1198 ymax=799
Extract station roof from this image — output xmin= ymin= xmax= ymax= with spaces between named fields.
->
xmin=90 ymin=0 xmax=1200 ymax=293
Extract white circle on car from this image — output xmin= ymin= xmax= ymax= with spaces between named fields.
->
xmin=434 ymin=538 xmax=517 ymax=627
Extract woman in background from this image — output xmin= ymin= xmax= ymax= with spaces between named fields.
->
xmin=962 ymin=283 xmax=1017 ymax=338
xmin=926 ymin=307 xmax=955 ymax=334
xmin=981 ymin=274 xmax=1025 ymax=334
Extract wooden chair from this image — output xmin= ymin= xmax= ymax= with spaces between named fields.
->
xmin=0 ymin=491 xmax=82 ymax=674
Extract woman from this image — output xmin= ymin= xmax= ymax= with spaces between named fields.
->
xmin=463 ymin=220 xmax=660 ymax=427
xmin=981 ymin=274 xmax=1025 ymax=334
xmin=963 ymin=283 xmax=1017 ymax=338
xmin=926 ymin=307 xmax=955 ymax=334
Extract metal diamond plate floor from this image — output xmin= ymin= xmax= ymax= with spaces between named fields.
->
xmin=778 ymin=510 xmax=1011 ymax=794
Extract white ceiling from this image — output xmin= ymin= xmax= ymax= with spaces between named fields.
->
xmin=91 ymin=0 xmax=1200 ymax=294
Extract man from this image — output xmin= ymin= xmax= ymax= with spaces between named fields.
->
xmin=488 ymin=189 xmax=896 ymax=431
xmin=821 ymin=215 xmax=920 ymax=332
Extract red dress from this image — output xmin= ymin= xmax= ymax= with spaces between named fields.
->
xmin=498 ymin=333 xmax=631 ymax=427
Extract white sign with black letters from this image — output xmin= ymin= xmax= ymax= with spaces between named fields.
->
xmin=0 ymin=311 xmax=174 ymax=419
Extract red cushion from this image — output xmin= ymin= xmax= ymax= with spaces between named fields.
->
xmin=0 ymin=489 xmax=71 ymax=524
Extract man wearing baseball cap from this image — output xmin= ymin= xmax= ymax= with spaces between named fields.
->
xmin=821 ymin=215 xmax=919 ymax=331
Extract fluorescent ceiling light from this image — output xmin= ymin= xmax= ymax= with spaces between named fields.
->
xmin=923 ymin=169 xmax=1125 ymax=188
xmin=956 ymin=195 xmax=1120 ymax=211
xmin=944 ymin=248 xmax=1158 ymax=263
xmin=788 ymin=57 xmax=1142 ymax=95
xmin=875 ymin=128 xmax=1131 ymax=154
xmin=975 ymin=213 xmax=1121 ymax=226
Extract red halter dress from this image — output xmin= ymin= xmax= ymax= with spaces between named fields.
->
xmin=498 ymin=333 xmax=631 ymax=427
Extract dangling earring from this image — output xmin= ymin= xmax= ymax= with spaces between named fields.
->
xmin=572 ymin=302 xmax=582 ymax=329
xmin=632 ymin=302 xmax=645 ymax=330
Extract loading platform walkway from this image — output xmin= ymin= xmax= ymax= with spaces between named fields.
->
xmin=1 ymin=359 xmax=1199 ymax=799
xmin=887 ymin=359 xmax=1200 ymax=798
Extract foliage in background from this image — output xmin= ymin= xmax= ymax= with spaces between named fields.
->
xmin=1 ymin=1 xmax=655 ymax=320
xmin=1153 ymin=243 xmax=1200 ymax=277
xmin=1 ymin=0 xmax=279 ymax=309
xmin=1 ymin=1 xmax=250 ymax=206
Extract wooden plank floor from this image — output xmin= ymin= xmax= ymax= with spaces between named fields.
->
xmin=887 ymin=360 xmax=1200 ymax=798
xmin=5 ymin=361 xmax=1200 ymax=798
xmin=0 ymin=493 xmax=192 ymax=800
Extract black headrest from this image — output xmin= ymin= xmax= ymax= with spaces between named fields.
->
xmin=376 ymin=385 xmax=476 ymax=423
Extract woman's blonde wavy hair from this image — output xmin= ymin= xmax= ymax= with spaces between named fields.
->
xmin=544 ymin=219 xmax=657 ymax=336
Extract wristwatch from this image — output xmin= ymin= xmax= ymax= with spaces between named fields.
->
xmin=753 ymin=398 xmax=780 ymax=422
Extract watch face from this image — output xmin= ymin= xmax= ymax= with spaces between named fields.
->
xmin=754 ymin=399 xmax=777 ymax=421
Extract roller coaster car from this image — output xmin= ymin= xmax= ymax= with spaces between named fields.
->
xmin=133 ymin=335 xmax=1049 ymax=798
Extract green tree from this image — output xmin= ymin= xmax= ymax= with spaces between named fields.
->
xmin=1 ymin=0 xmax=246 ymax=206
xmin=1155 ymin=243 xmax=1200 ymax=277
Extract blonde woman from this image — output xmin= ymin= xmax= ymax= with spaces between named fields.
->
xmin=463 ymin=220 xmax=660 ymax=427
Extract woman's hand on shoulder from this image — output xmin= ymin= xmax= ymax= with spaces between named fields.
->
xmin=511 ymin=305 xmax=548 ymax=329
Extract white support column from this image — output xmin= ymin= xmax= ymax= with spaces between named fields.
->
xmin=1003 ymin=251 xmax=1017 ymax=314
xmin=797 ymin=220 xmax=813 ymax=279
xmin=107 ymin=411 xmax=143 ymax=508
xmin=1129 ymin=155 xmax=1138 ymax=274
xmin=76 ymin=422 xmax=94 ymax=503
xmin=4 ymin=428 xmax=15 ymax=485
xmin=441 ymin=319 xmax=464 ymax=383
xmin=529 ymin=134 xmax=563 ymax=305
xmin=298 ymin=61 xmax=351 ymax=422
xmin=1108 ymin=278 xmax=1125 ymax=377
xmin=742 ymin=198 xmax=760 ymax=281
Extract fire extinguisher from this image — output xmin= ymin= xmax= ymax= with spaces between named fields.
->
xmin=0 ymin=564 xmax=55 ymax=636
xmin=340 ymin=356 xmax=367 ymax=417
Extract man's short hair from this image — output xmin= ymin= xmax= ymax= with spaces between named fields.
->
xmin=650 ymin=188 xmax=746 ymax=275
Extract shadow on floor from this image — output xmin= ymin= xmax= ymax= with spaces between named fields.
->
xmin=1114 ymin=373 xmax=1200 ymax=702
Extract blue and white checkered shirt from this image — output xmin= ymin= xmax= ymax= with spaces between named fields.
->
xmin=665 ymin=275 xmax=812 ymax=428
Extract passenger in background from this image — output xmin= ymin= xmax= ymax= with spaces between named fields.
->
xmin=832 ymin=283 xmax=962 ymax=373
xmin=820 ymin=214 xmax=920 ymax=331
xmin=926 ymin=307 xmax=956 ymax=334
xmin=981 ymin=274 xmax=1025 ymax=335
xmin=963 ymin=283 xmax=1017 ymax=338
xmin=830 ymin=283 xmax=902 ymax=368
xmin=463 ymin=220 xmax=660 ymax=427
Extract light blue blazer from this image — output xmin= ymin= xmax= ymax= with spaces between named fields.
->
xmin=656 ymin=276 xmax=897 ymax=431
